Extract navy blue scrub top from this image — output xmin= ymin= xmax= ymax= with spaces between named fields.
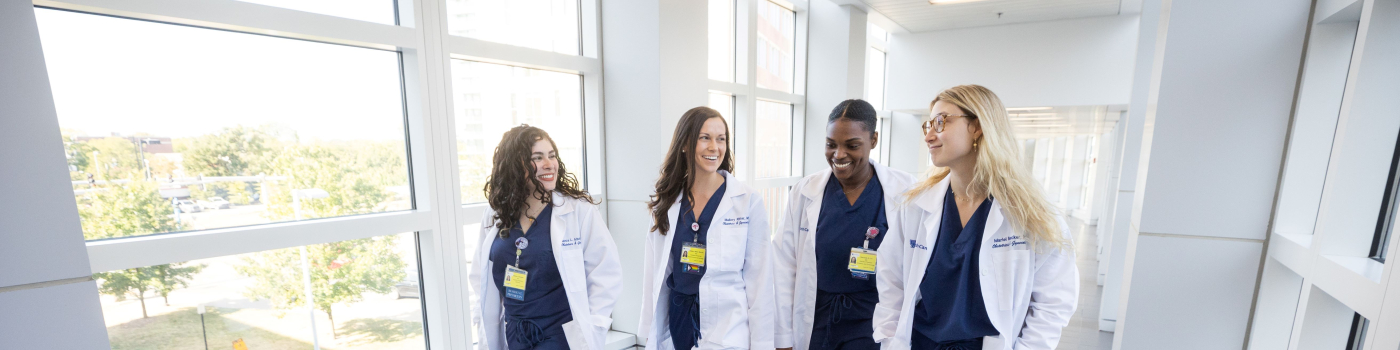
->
xmin=814 ymin=173 xmax=886 ymax=292
xmin=666 ymin=181 xmax=727 ymax=295
xmin=490 ymin=204 xmax=574 ymax=350
xmin=912 ymin=187 xmax=999 ymax=344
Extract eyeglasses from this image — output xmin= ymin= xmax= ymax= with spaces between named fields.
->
xmin=921 ymin=113 xmax=973 ymax=134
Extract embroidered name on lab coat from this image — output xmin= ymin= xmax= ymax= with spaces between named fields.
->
xmin=561 ymin=237 xmax=583 ymax=248
xmin=722 ymin=217 xmax=750 ymax=226
xmin=992 ymin=235 xmax=1028 ymax=249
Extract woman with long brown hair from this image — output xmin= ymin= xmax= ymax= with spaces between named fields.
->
xmin=873 ymin=85 xmax=1078 ymax=350
xmin=638 ymin=106 xmax=776 ymax=350
xmin=468 ymin=125 xmax=623 ymax=350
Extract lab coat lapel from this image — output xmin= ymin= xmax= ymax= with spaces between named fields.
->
xmin=908 ymin=177 xmax=951 ymax=301
xmin=978 ymin=199 xmax=1009 ymax=337
xmin=800 ymin=170 xmax=828 ymax=248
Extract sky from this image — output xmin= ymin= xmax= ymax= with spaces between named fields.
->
xmin=35 ymin=7 xmax=406 ymax=141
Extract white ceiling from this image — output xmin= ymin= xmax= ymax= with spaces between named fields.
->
xmin=861 ymin=0 xmax=1128 ymax=32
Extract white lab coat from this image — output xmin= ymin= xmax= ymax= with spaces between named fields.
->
xmin=773 ymin=160 xmax=914 ymax=349
xmin=469 ymin=192 xmax=624 ymax=350
xmin=872 ymin=177 xmax=1078 ymax=350
xmin=639 ymin=170 xmax=776 ymax=350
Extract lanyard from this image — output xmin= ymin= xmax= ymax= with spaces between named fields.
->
xmin=860 ymin=186 xmax=885 ymax=249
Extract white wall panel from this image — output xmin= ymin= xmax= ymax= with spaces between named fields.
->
xmin=0 ymin=281 xmax=110 ymax=349
xmin=1118 ymin=235 xmax=1264 ymax=350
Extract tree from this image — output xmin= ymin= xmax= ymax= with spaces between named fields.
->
xmin=94 ymin=262 xmax=203 ymax=318
xmin=95 ymin=267 xmax=158 ymax=319
xmin=236 ymin=236 xmax=405 ymax=338
xmin=77 ymin=180 xmax=180 ymax=240
xmin=261 ymin=145 xmax=388 ymax=221
xmin=153 ymin=263 xmax=206 ymax=306
xmin=180 ymin=125 xmax=276 ymax=177
xmin=84 ymin=137 xmax=142 ymax=181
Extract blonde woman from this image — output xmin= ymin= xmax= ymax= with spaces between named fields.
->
xmin=872 ymin=85 xmax=1078 ymax=350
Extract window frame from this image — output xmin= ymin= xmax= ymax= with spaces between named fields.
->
xmin=709 ymin=0 xmax=808 ymax=198
xmin=35 ymin=0 xmax=608 ymax=348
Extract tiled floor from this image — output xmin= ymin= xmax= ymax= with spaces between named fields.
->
xmin=1058 ymin=217 xmax=1114 ymax=350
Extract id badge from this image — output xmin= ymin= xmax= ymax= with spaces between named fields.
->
xmin=503 ymin=265 xmax=528 ymax=301
xmin=848 ymin=247 xmax=877 ymax=278
xmin=680 ymin=242 xmax=706 ymax=274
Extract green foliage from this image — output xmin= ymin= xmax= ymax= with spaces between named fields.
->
xmin=78 ymin=180 xmax=180 ymax=240
xmin=262 ymin=145 xmax=389 ymax=221
xmin=95 ymin=262 xmax=202 ymax=318
xmin=152 ymin=263 xmax=206 ymax=306
xmin=235 ymin=236 xmax=406 ymax=338
xmin=85 ymin=137 xmax=142 ymax=181
xmin=180 ymin=125 xmax=276 ymax=177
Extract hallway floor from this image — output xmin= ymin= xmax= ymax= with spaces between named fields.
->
xmin=1059 ymin=217 xmax=1114 ymax=350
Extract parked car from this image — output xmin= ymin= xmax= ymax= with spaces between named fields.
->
xmin=200 ymin=197 xmax=231 ymax=210
xmin=176 ymin=199 xmax=202 ymax=213
xmin=396 ymin=269 xmax=420 ymax=299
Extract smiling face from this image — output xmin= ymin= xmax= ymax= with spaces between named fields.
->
xmin=693 ymin=116 xmax=729 ymax=175
xmin=529 ymin=138 xmax=559 ymax=192
xmin=826 ymin=118 xmax=877 ymax=182
xmin=926 ymin=100 xmax=982 ymax=168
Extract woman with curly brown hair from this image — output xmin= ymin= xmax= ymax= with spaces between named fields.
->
xmin=638 ymin=106 xmax=776 ymax=350
xmin=468 ymin=125 xmax=623 ymax=350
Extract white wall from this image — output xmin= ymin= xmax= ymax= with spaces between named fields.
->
xmin=885 ymin=15 xmax=1138 ymax=111
xmin=0 ymin=0 xmax=110 ymax=347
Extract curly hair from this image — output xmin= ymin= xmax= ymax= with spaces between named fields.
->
xmin=648 ymin=107 xmax=734 ymax=234
xmin=484 ymin=125 xmax=593 ymax=237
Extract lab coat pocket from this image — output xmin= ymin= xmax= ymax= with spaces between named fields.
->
xmin=563 ymin=319 xmax=589 ymax=350
xmin=992 ymin=250 xmax=1030 ymax=311
xmin=713 ymin=227 xmax=748 ymax=271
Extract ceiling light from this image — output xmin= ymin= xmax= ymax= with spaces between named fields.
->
xmin=929 ymin=0 xmax=991 ymax=4
xmin=1007 ymin=107 xmax=1053 ymax=111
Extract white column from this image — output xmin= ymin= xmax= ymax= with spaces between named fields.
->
xmin=1064 ymin=135 xmax=1089 ymax=213
xmin=600 ymin=0 xmax=709 ymax=334
xmin=1097 ymin=0 xmax=1161 ymax=330
xmin=803 ymin=1 xmax=867 ymax=175
xmin=0 ymin=3 xmax=111 ymax=348
xmin=1111 ymin=0 xmax=1310 ymax=348
xmin=1045 ymin=137 xmax=1068 ymax=206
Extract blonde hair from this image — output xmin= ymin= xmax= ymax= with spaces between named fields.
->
xmin=907 ymin=85 xmax=1067 ymax=250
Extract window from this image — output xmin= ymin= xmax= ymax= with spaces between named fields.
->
xmin=234 ymin=0 xmax=396 ymax=24
xmin=871 ymin=117 xmax=884 ymax=164
xmin=40 ymin=9 xmax=411 ymax=241
xmin=709 ymin=0 xmax=736 ymax=82
xmin=1345 ymin=313 xmax=1369 ymax=350
xmin=756 ymin=0 xmax=794 ymax=92
xmin=95 ymin=232 xmax=425 ymax=349
xmin=1373 ymin=127 xmax=1400 ymax=262
xmin=709 ymin=91 xmax=736 ymax=135
xmin=755 ymin=100 xmax=794 ymax=178
xmin=868 ymin=22 xmax=888 ymax=42
xmin=451 ymin=60 xmax=585 ymax=204
xmin=446 ymin=0 xmax=581 ymax=55
xmin=865 ymin=46 xmax=887 ymax=110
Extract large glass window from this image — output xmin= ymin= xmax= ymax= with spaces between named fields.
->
xmin=451 ymin=60 xmax=585 ymax=204
xmin=96 ymin=233 xmax=425 ymax=349
xmin=234 ymin=0 xmax=397 ymax=24
xmin=446 ymin=0 xmax=580 ymax=55
xmin=755 ymin=1 xmax=794 ymax=92
xmin=39 ymin=9 xmax=411 ymax=241
xmin=866 ymin=47 xmax=887 ymax=110
xmin=755 ymin=100 xmax=793 ymax=178
xmin=709 ymin=0 xmax=736 ymax=82
xmin=709 ymin=91 xmax=736 ymax=135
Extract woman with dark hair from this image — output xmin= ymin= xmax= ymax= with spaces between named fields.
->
xmin=638 ymin=106 xmax=776 ymax=350
xmin=773 ymin=99 xmax=914 ymax=350
xmin=468 ymin=125 xmax=623 ymax=350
